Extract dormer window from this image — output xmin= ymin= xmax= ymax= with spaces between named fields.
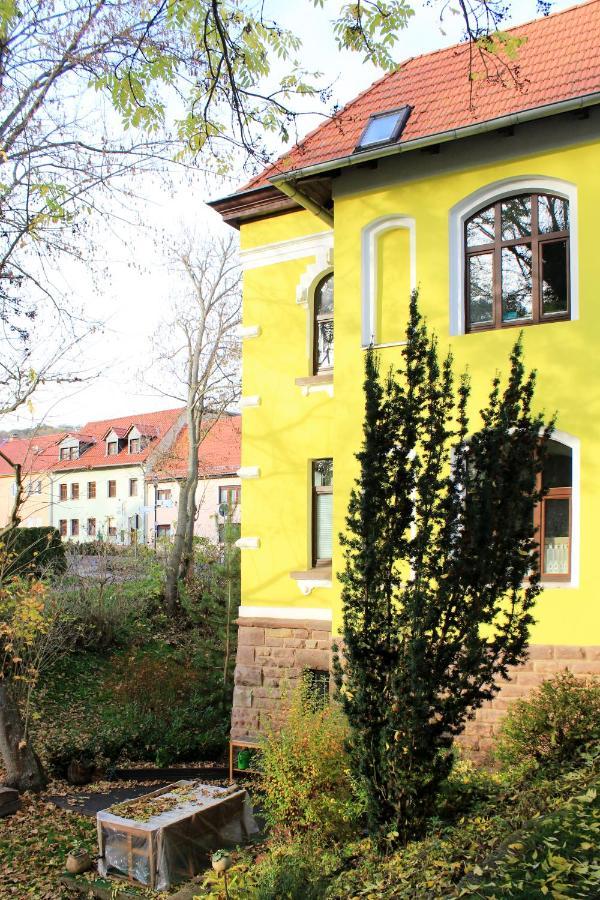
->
xmin=129 ymin=438 xmax=140 ymax=454
xmin=355 ymin=105 xmax=412 ymax=151
xmin=107 ymin=440 xmax=118 ymax=456
xmin=59 ymin=443 xmax=79 ymax=461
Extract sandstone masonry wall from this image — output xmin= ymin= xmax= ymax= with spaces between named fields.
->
xmin=231 ymin=624 xmax=600 ymax=762
xmin=231 ymin=617 xmax=332 ymax=740
xmin=459 ymin=644 xmax=600 ymax=763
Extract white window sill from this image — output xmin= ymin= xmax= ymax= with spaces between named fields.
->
xmin=290 ymin=567 xmax=332 ymax=595
xmin=294 ymin=374 xmax=333 ymax=397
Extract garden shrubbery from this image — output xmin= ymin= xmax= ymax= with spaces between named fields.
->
xmin=258 ymin=678 xmax=365 ymax=844
xmin=495 ymin=670 xmax=600 ymax=771
xmin=2 ymin=526 xmax=66 ymax=577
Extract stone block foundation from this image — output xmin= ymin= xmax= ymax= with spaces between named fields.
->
xmin=231 ymin=626 xmax=600 ymax=762
xmin=231 ymin=617 xmax=332 ymax=740
xmin=459 ymin=644 xmax=600 ymax=763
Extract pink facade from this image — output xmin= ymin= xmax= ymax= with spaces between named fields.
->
xmin=147 ymin=475 xmax=241 ymax=544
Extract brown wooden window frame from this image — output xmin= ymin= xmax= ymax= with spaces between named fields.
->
xmin=59 ymin=447 xmax=70 ymax=460
xmin=533 ymin=445 xmax=573 ymax=584
xmin=59 ymin=483 xmax=67 ymax=501
xmin=59 ymin=519 xmax=67 ymax=537
xmin=312 ymin=458 xmax=333 ymax=568
xmin=107 ymin=440 xmax=118 ymax=456
xmin=70 ymin=518 xmax=79 ymax=537
xmin=107 ymin=518 xmax=117 ymax=538
xmin=157 ymin=488 xmax=172 ymax=502
xmin=313 ymin=273 xmax=334 ymax=376
xmin=129 ymin=478 xmax=138 ymax=497
xmin=87 ymin=517 xmax=96 ymax=537
xmin=108 ymin=480 xmax=116 ymax=498
xmin=465 ymin=192 xmax=570 ymax=333
xmin=129 ymin=438 xmax=140 ymax=454
xmin=71 ymin=482 xmax=79 ymax=500
xmin=87 ymin=481 xmax=96 ymax=499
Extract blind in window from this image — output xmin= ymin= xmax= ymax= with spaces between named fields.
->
xmin=316 ymin=493 xmax=333 ymax=560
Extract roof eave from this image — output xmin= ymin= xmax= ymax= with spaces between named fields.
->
xmin=269 ymin=91 xmax=600 ymax=189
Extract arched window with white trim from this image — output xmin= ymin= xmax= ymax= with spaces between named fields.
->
xmin=466 ymin=193 xmax=570 ymax=331
xmin=449 ymin=178 xmax=578 ymax=336
xmin=313 ymin=273 xmax=334 ymax=374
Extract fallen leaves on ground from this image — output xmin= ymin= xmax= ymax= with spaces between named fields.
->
xmin=0 ymin=778 xmax=178 ymax=899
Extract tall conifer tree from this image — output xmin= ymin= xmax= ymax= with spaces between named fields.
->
xmin=336 ymin=293 xmax=553 ymax=843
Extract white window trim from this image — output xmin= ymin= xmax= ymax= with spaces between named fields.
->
xmin=449 ymin=176 xmax=579 ymax=336
xmin=540 ymin=429 xmax=580 ymax=590
xmin=361 ymin=215 xmax=416 ymax=347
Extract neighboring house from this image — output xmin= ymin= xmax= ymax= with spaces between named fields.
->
xmin=50 ymin=409 xmax=184 ymax=544
xmin=0 ymin=433 xmax=67 ymax=529
xmin=211 ymin=1 xmax=600 ymax=757
xmin=147 ymin=415 xmax=242 ymax=545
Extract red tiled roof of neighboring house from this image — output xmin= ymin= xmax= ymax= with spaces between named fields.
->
xmin=103 ymin=426 xmax=129 ymax=439
xmin=52 ymin=408 xmax=185 ymax=472
xmin=242 ymin=0 xmax=600 ymax=191
xmin=0 ymin=433 xmax=68 ymax=477
xmin=149 ymin=416 xmax=241 ymax=480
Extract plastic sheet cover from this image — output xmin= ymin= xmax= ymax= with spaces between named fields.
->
xmin=97 ymin=780 xmax=258 ymax=890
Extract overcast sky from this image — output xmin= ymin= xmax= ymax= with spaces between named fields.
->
xmin=5 ymin=0 xmax=582 ymax=432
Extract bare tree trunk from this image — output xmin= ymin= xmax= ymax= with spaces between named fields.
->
xmin=164 ymin=478 xmax=190 ymax=613
xmin=0 ymin=682 xmax=47 ymax=792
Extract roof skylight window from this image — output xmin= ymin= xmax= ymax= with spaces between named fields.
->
xmin=355 ymin=105 xmax=412 ymax=151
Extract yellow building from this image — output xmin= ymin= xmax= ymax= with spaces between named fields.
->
xmin=0 ymin=434 xmax=66 ymax=530
xmin=211 ymin=1 xmax=600 ymax=756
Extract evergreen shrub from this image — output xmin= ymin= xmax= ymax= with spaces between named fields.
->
xmin=259 ymin=678 xmax=365 ymax=843
xmin=496 ymin=671 xmax=600 ymax=770
xmin=3 ymin=526 xmax=66 ymax=577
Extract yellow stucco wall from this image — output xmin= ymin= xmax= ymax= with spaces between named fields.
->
xmin=238 ymin=135 xmax=600 ymax=644
xmin=0 ymin=473 xmax=54 ymax=529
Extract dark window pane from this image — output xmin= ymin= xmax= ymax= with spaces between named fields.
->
xmin=538 ymin=195 xmax=569 ymax=233
xmin=502 ymin=245 xmax=532 ymax=321
xmin=468 ymin=253 xmax=494 ymax=324
xmin=466 ymin=205 xmax=495 ymax=247
xmin=543 ymin=498 xmax=570 ymax=575
xmin=542 ymin=240 xmax=568 ymax=315
xmin=316 ymin=274 xmax=333 ymax=315
xmin=501 ymin=196 xmax=531 ymax=240
xmin=315 ymin=493 xmax=333 ymax=560
xmin=543 ymin=449 xmax=572 ymax=489
xmin=316 ymin=320 xmax=334 ymax=370
xmin=313 ymin=459 xmax=333 ymax=487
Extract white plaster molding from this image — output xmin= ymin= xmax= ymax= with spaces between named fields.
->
xmin=296 ymin=236 xmax=334 ymax=306
xmin=240 ymin=231 xmax=333 ymax=272
xmin=237 ymin=466 xmax=260 ymax=479
xmin=449 ymin=176 xmax=579 ymax=336
xmin=300 ymin=383 xmax=334 ymax=398
xmin=540 ymin=429 xmax=580 ymax=590
xmin=294 ymin=578 xmax=332 ymax=596
xmin=239 ymin=395 xmax=261 ymax=408
xmin=238 ymin=325 xmax=261 ymax=340
xmin=238 ymin=605 xmax=332 ymax=621
xmin=235 ymin=536 xmax=260 ymax=550
xmin=361 ymin=215 xmax=416 ymax=347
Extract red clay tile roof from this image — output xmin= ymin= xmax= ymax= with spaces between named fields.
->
xmin=0 ymin=433 xmax=68 ymax=477
xmin=150 ymin=416 xmax=241 ymax=480
xmin=52 ymin=408 xmax=185 ymax=472
xmin=243 ymin=0 xmax=600 ymax=191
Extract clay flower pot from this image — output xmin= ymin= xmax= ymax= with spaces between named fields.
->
xmin=66 ymin=848 xmax=92 ymax=874
xmin=211 ymin=851 xmax=232 ymax=874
